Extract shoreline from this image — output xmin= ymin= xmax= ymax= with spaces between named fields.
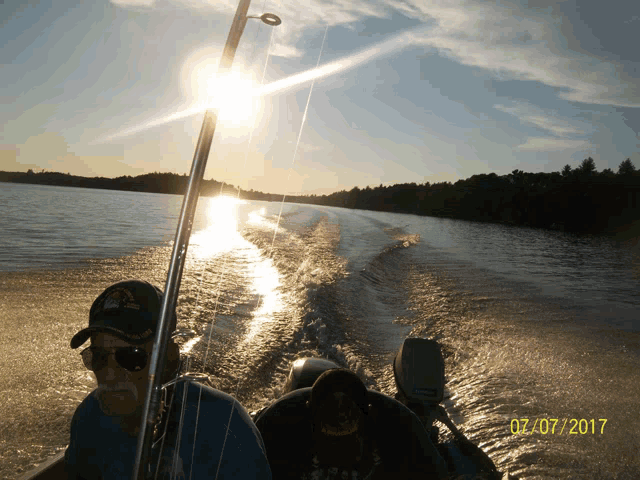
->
xmin=4 ymin=178 xmax=639 ymax=247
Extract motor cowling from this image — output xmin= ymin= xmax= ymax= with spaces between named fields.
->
xmin=282 ymin=357 xmax=340 ymax=394
xmin=393 ymin=337 xmax=444 ymax=405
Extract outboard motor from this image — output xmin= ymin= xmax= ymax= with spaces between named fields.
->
xmin=393 ymin=338 xmax=505 ymax=479
xmin=392 ymin=337 xmax=445 ymax=433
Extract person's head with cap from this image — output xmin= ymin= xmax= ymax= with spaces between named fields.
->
xmin=71 ymin=279 xmax=180 ymax=425
xmin=309 ymin=368 xmax=370 ymax=467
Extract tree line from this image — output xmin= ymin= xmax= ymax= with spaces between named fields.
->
xmin=1 ymin=157 xmax=638 ymax=235
xmin=0 ymin=170 xmax=281 ymax=202
xmin=285 ymin=157 xmax=640 ymax=235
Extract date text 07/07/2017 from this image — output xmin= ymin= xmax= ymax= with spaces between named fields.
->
xmin=510 ymin=418 xmax=607 ymax=435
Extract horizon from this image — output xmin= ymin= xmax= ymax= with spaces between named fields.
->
xmin=2 ymin=0 xmax=639 ymax=196
xmin=6 ymin=155 xmax=635 ymax=198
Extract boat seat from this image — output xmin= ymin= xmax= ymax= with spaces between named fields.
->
xmin=255 ymin=387 xmax=448 ymax=480
xmin=255 ymin=388 xmax=314 ymax=479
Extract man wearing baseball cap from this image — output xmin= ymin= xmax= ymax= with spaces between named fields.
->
xmin=64 ymin=279 xmax=272 ymax=479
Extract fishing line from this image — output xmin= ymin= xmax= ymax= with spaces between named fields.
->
xmin=270 ymin=24 xmax=330 ymax=258
xmin=190 ymin=0 xmax=272 ymax=322
xmin=153 ymin=385 xmax=174 ymax=479
xmin=224 ymin=24 xmax=278 ymax=319
xmin=213 ymin=25 xmax=329 ymax=437
xmin=136 ymin=7 xmax=271 ymax=477
xmin=194 ymin=21 xmax=328 ymax=480
xmin=154 ymin=6 xmax=328 ymax=478
xmin=185 ymin=0 xmax=273 ymax=377
xmin=180 ymin=4 xmax=277 ymax=479
xmin=194 ymin=2 xmax=276 ymax=393
xmin=170 ymin=382 xmax=190 ymax=480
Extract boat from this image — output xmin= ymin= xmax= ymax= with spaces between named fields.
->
xmin=251 ymin=337 xmax=512 ymax=480
xmin=14 ymin=0 xmax=515 ymax=477
xmin=20 ymin=337 xmax=512 ymax=479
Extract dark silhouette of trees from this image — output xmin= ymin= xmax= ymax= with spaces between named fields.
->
xmin=600 ymin=168 xmax=615 ymax=178
xmin=577 ymin=157 xmax=597 ymax=176
xmin=2 ymin=155 xmax=639 ymax=237
xmin=618 ymin=158 xmax=636 ymax=176
xmin=287 ymin=156 xmax=640 ymax=236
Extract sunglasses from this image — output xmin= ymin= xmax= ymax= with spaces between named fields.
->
xmin=81 ymin=346 xmax=149 ymax=372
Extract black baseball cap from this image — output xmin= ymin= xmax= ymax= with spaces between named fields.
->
xmin=70 ymin=279 xmax=177 ymax=349
xmin=310 ymin=368 xmax=369 ymax=435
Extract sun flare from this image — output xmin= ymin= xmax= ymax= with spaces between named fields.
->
xmin=182 ymin=49 xmax=262 ymax=129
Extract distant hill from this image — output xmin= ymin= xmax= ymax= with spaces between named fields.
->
xmin=3 ymin=158 xmax=640 ymax=240
xmin=0 ymin=170 xmax=281 ymax=202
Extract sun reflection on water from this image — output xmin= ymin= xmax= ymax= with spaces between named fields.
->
xmin=189 ymin=196 xmax=283 ymax=346
xmin=190 ymin=195 xmax=245 ymax=258
xmin=243 ymin=253 xmax=283 ymax=344
xmin=248 ymin=207 xmax=267 ymax=225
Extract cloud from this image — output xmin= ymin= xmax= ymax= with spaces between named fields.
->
xmin=493 ymin=101 xmax=590 ymax=138
xmin=1 ymin=103 xmax=60 ymax=144
xmin=96 ymin=25 xmax=429 ymax=142
xmin=11 ymin=132 xmax=128 ymax=176
xmin=16 ymin=132 xmax=73 ymax=165
xmin=0 ymin=145 xmax=25 ymax=170
xmin=260 ymin=26 xmax=426 ymax=96
xmin=269 ymin=43 xmax=304 ymax=59
xmin=110 ymin=0 xmax=155 ymax=7
xmin=404 ymin=1 xmax=639 ymax=108
xmin=137 ymin=0 xmax=639 ymax=108
xmin=416 ymin=35 xmax=638 ymax=107
xmin=516 ymin=137 xmax=586 ymax=152
xmin=98 ymin=0 xmax=639 ymax=156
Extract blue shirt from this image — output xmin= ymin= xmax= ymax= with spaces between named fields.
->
xmin=65 ymin=381 xmax=272 ymax=479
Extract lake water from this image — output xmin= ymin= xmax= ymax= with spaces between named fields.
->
xmin=1 ymin=182 xmax=639 ymax=479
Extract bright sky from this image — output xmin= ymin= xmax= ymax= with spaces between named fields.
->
xmin=2 ymin=0 xmax=639 ymax=195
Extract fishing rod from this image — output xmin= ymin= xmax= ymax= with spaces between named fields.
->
xmin=132 ymin=2 xmax=281 ymax=478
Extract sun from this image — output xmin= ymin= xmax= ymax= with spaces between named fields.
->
xmin=211 ymin=72 xmax=260 ymax=125
xmin=181 ymin=48 xmax=263 ymax=129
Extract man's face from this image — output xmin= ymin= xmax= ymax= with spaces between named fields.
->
xmin=91 ymin=333 xmax=152 ymax=417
